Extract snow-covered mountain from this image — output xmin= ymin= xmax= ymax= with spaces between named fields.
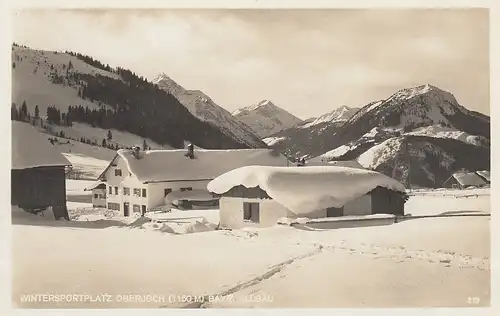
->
xmin=11 ymin=44 xmax=253 ymax=153
xmin=270 ymin=84 xmax=490 ymax=188
xmin=152 ymin=73 xmax=266 ymax=148
xmin=263 ymin=105 xmax=360 ymax=155
xmin=298 ymin=106 xmax=359 ymax=129
xmin=232 ymin=100 xmax=302 ymax=138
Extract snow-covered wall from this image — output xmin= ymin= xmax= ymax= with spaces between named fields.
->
xmin=219 ymin=197 xmax=293 ymax=228
xmin=219 ymin=197 xmax=328 ymax=228
xmin=219 ymin=193 xmax=373 ymax=228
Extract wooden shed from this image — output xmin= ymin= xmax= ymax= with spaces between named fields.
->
xmin=11 ymin=121 xmax=72 ymax=220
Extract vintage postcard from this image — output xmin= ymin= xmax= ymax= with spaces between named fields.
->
xmin=4 ymin=0 xmax=495 ymax=313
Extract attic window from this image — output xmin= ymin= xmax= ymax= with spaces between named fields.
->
xmin=115 ymin=169 xmax=122 ymax=176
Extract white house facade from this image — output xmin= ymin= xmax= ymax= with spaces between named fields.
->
xmin=218 ymin=193 xmax=372 ymax=229
xmin=97 ymin=146 xmax=287 ymax=216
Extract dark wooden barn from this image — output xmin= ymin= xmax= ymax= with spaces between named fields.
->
xmin=11 ymin=121 xmax=72 ymax=220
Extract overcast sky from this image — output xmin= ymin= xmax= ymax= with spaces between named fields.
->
xmin=12 ymin=9 xmax=489 ymax=119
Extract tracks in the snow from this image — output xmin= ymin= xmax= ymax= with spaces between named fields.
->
xmin=161 ymin=246 xmax=323 ymax=308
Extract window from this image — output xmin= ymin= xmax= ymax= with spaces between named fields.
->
xmin=164 ymin=188 xmax=172 ymax=197
xmin=114 ymin=187 xmax=118 ymax=195
xmin=94 ymin=194 xmax=98 ymax=198
xmin=326 ymin=207 xmax=344 ymax=217
xmin=180 ymin=187 xmax=193 ymax=192
xmin=133 ymin=204 xmax=141 ymax=213
xmin=123 ymin=187 xmax=130 ymax=195
xmin=133 ymin=188 xmax=141 ymax=197
xmin=107 ymin=202 xmax=120 ymax=211
xmin=142 ymin=189 xmax=147 ymax=198
xmin=142 ymin=205 xmax=147 ymax=214
xmin=109 ymin=186 xmax=112 ymax=194
xmin=115 ymin=169 xmax=122 ymax=176
xmin=243 ymin=202 xmax=260 ymax=223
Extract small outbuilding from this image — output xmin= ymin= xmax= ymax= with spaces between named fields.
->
xmin=11 ymin=121 xmax=72 ymax=220
xmin=85 ymin=181 xmax=107 ymax=208
xmin=443 ymin=171 xmax=489 ymax=189
xmin=208 ymin=165 xmax=408 ymax=229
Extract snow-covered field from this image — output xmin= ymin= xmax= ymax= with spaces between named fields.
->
xmin=11 ymin=184 xmax=490 ymax=308
xmin=55 ymin=122 xmax=167 ymax=151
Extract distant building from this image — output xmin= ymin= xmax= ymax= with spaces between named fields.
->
xmin=11 ymin=121 xmax=72 ymax=219
xmin=208 ymin=165 xmax=408 ymax=229
xmin=85 ymin=181 xmax=107 ymax=208
xmin=444 ymin=171 xmax=490 ymax=189
xmin=97 ymin=145 xmax=286 ymax=216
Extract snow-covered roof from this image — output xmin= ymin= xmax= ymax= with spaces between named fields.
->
xmin=84 ymin=181 xmax=106 ymax=191
xmin=452 ymin=172 xmax=487 ymax=187
xmin=476 ymin=170 xmax=490 ymax=182
xmin=100 ymin=148 xmax=286 ymax=183
xmin=165 ymin=189 xmax=215 ymax=203
xmin=306 ymin=159 xmax=365 ymax=169
xmin=11 ymin=121 xmax=71 ymax=170
xmin=207 ymin=165 xmax=406 ymax=215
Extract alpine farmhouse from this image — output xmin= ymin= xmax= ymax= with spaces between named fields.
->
xmin=97 ymin=145 xmax=287 ymax=216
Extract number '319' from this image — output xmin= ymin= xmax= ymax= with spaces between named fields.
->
xmin=468 ymin=297 xmax=480 ymax=304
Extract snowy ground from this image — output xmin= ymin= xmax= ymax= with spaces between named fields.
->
xmin=11 ymin=186 xmax=490 ymax=308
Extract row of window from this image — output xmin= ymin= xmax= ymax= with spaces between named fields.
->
xmin=106 ymin=186 xmax=194 ymax=198
xmin=108 ymin=186 xmax=147 ymax=198
xmin=164 ymin=187 xmax=192 ymax=197
xmin=107 ymin=202 xmax=147 ymax=213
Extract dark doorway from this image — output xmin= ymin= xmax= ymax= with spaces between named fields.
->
xmin=243 ymin=202 xmax=260 ymax=223
xmin=124 ymin=202 xmax=130 ymax=217
xmin=327 ymin=206 xmax=344 ymax=217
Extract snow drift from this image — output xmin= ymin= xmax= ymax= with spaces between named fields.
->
xmin=208 ymin=166 xmax=406 ymax=215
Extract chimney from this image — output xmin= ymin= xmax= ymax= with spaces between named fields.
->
xmin=132 ymin=146 xmax=141 ymax=159
xmin=185 ymin=143 xmax=195 ymax=159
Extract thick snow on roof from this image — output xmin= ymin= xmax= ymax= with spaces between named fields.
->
xmin=113 ymin=148 xmax=286 ymax=183
xmin=208 ymin=165 xmax=406 ymax=215
xmin=452 ymin=172 xmax=487 ymax=187
xmin=84 ymin=181 xmax=106 ymax=191
xmin=11 ymin=121 xmax=71 ymax=170
xmin=476 ymin=170 xmax=490 ymax=182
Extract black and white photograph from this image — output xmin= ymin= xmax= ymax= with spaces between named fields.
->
xmin=3 ymin=1 xmax=495 ymax=312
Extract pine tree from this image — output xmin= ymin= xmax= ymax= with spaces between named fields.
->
xmin=11 ymin=103 xmax=18 ymax=120
xmin=35 ymin=105 xmax=40 ymax=118
xmin=107 ymin=130 xmax=112 ymax=141
xmin=102 ymin=139 xmax=107 ymax=147
xmin=20 ymin=101 xmax=28 ymax=121
xmin=68 ymin=60 xmax=73 ymax=70
xmin=143 ymin=139 xmax=148 ymax=151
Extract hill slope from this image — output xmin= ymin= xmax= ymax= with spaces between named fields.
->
xmin=151 ymin=73 xmax=266 ymax=148
xmin=11 ymin=44 xmax=252 ymax=151
xmin=233 ymin=100 xmax=302 ymax=138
